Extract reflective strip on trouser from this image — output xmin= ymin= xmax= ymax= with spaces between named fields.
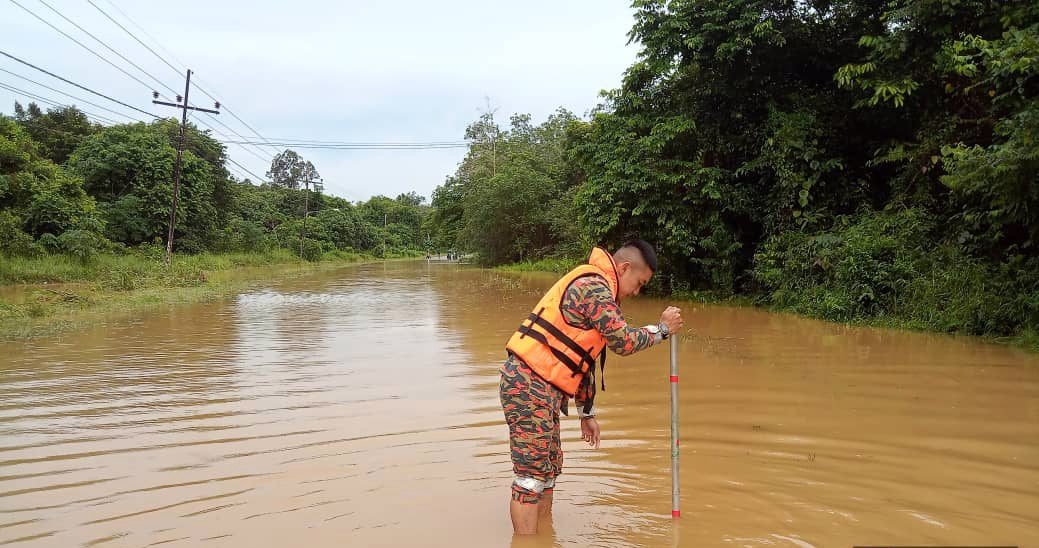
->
xmin=513 ymin=476 xmax=546 ymax=494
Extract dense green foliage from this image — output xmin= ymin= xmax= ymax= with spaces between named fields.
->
xmin=4 ymin=0 xmax=1037 ymax=345
xmin=432 ymin=0 xmax=1039 ymax=343
xmin=1 ymin=103 xmax=432 ymax=265
xmin=428 ymin=109 xmax=587 ymax=264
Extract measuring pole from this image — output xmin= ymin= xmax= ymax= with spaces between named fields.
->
xmin=670 ymin=335 xmax=680 ymax=518
xmin=151 ymin=70 xmax=220 ymax=267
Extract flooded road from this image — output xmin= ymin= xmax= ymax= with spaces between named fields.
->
xmin=1 ymin=261 xmax=1037 ymax=547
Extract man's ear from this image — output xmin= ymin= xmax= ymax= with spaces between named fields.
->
xmin=616 ymin=261 xmax=630 ymax=277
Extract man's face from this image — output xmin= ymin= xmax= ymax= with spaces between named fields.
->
xmin=616 ymin=261 xmax=652 ymax=301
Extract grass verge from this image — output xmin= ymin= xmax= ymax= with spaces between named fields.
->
xmin=0 ymin=249 xmax=375 ymax=341
xmin=495 ymin=257 xmax=582 ymax=275
xmin=501 ymin=263 xmax=1038 ymax=353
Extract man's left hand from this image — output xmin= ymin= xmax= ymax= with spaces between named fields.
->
xmin=581 ymin=417 xmax=601 ymax=449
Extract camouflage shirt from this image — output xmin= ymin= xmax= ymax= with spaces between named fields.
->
xmin=505 ymin=273 xmax=660 ymax=413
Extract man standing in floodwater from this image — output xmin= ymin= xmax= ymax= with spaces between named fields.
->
xmin=499 ymin=240 xmax=684 ymax=534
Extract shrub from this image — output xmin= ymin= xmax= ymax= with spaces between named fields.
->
xmin=754 ymin=208 xmax=1038 ymax=337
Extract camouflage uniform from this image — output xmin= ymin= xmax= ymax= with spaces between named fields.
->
xmin=500 ymin=274 xmax=659 ymax=504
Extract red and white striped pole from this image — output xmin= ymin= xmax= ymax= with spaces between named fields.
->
xmin=670 ymin=335 xmax=680 ymax=518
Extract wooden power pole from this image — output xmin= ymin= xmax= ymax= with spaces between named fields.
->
xmin=151 ymin=69 xmax=220 ymax=266
xmin=299 ymin=176 xmax=321 ymax=258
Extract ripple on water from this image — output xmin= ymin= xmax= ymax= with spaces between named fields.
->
xmin=0 ymin=262 xmax=1037 ymax=547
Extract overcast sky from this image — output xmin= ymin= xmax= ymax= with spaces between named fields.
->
xmin=1 ymin=1 xmax=638 ymax=202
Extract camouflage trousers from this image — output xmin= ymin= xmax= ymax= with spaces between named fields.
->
xmin=499 ymin=354 xmax=564 ymax=504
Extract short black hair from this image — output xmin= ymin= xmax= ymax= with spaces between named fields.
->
xmin=621 ymin=239 xmax=657 ymax=272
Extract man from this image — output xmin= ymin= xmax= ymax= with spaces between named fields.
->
xmin=499 ymin=240 xmax=684 ymax=534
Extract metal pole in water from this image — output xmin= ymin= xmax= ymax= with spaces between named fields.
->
xmin=670 ymin=335 xmax=680 ymax=518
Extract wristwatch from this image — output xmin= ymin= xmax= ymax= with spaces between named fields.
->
xmin=646 ymin=323 xmax=670 ymax=340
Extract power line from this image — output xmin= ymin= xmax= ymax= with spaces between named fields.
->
xmin=0 ymin=49 xmax=160 ymax=119
xmin=225 ymin=156 xmax=266 ymax=183
xmin=83 ymin=0 xmax=279 ymax=160
xmin=0 ymin=82 xmax=120 ymax=124
xmin=1 ymin=85 xmax=60 ymax=110
xmin=2 ymin=82 xmax=267 ymax=184
xmin=196 ymin=112 xmax=276 ymax=161
xmin=14 ymin=0 xmax=459 ymax=187
xmin=224 ymin=164 xmax=253 ymax=182
xmin=183 ymin=114 xmax=275 ymax=164
xmin=0 ymin=67 xmax=143 ymax=122
xmin=0 ymin=81 xmax=121 ymax=125
xmin=193 ymin=80 xmax=280 ymax=152
xmin=180 ymin=132 xmax=267 ymax=182
xmin=225 ymin=139 xmax=275 ymax=165
xmin=6 ymin=0 xmax=162 ymax=95
xmin=0 ymin=73 xmax=265 ymax=166
xmin=34 ymin=0 xmax=179 ymax=97
xmin=86 ymin=0 xmax=184 ymax=78
xmin=14 ymin=0 xmax=275 ymax=178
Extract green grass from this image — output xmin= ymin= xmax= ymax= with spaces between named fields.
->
xmin=495 ymin=257 xmax=582 ymax=275
xmin=0 ymin=249 xmax=322 ymax=285
xmin=1016 ymin=329 xmax=1039 ymax=352
xmin=671 ymin=289 xmax=756 ymax=307
xmin=0 ymin=249 xmax=374 ymax=341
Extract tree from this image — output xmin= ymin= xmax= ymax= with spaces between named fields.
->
xmin=157 ymin=119 xmax=234 ymax=229
xmin=0 ymin=115 xmax=104 ymax=254
xmin=68 ymin=122 xmax=216 ymax=250
xmin=428 ymin=176 xmax=464 ymax=251
xmin=836 ymin=0 xmax=1039 ymax=256
xmin=396 ymin=191 xmax=426 ymax=207
xmin=430 ymin=108 xmax=582 ymax=264
xmin=12 ymin=102 xmax=99 ymax=164
xmin=563 ymin=0 xmax=1038 ymax=336
xmin=267 ymin=149 xmax=322 ymax=191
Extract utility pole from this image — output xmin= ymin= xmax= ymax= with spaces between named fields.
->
xmin=151 ymin=69 xmax=220 ymax=267
xmin=299 ymin=175 xmax=321 ymax=258
xmin=383 ymin=212 xmax=388 ymax=257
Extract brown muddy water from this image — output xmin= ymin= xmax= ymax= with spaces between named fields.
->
xmin=1 ymin=261 xmax=1037 ymax=547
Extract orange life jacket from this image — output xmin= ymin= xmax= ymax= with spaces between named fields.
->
xmin=506 ymin=247 xmax=620 ymax=398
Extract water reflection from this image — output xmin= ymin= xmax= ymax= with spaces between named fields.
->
xmin=0 ymin=261 xmax=1037 ymax=547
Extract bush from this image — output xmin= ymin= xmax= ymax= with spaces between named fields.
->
xmin=755 ymin=209 xmax=1038 ymax=337
xmin=301 ymin=238 xmax=323 ymax=262
xmin=131 ymin=242 xmax=167 ymax=261
xmin=37 ymin=232 xmax=60 ymax=253
xmin=755 ymin=209 xmax=930 ymax=320
xmin=57 ymin=229 xmax=109 ymax=260
xmin=497 ymin=256 xmax=582 ymax=274
xmin=0 ymin=211 xmax=36 ymax=256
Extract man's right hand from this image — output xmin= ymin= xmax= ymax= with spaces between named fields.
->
xmin=660 ymin=306 xmax=684 ymax=335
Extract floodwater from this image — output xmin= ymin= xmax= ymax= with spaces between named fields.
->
xmin=1 ymin=261 xmax=1037 ymax=547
